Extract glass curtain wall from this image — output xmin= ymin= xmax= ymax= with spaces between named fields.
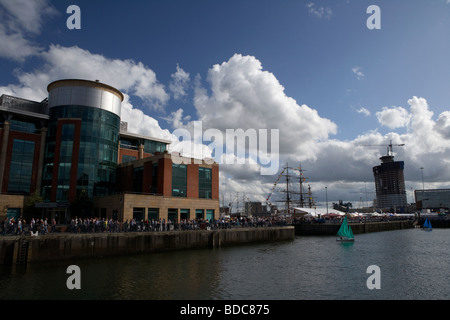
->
xmin=172 ymin=164 xmax=187 ymax=197
xmin=8 ymin=139 xmax=35 ymax=194
xmin=199 ymin=167 xmax=212 ymax=199
xmin=42 ymin=105 xmax=120 ymax=201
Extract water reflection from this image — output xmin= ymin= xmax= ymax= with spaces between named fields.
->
xmin=1 ymin=229 xmax=450 ymax=300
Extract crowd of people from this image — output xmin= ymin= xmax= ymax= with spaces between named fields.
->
xmin=1 ymin=216 xmax=290 ymax=236
xmin=1 ymin=217 xmax=56 ymax=236
xmin=291 ymin=213 xmax=416 ymax=225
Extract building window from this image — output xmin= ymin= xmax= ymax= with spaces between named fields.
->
xmin=172 ymin=164 xmax=187 ymax=197
xmin=180 ymin=209 xmax=190 ymax=220
xmin=148 ymin=208 xmax=159 ymax=220
xmin=122 ymin=155 xmax=136 ymax=163
xmin=119 ymin=138 xmax=138 ymax=150
xmin=199 ymin=167 xmax=212 ymax=199
xmin=206 ymin=209 xmax=215 ymax=221
xmin=168 ymin=208 xmax=178 ymax=222
xmin=56 ymin=123 xmax=75 ymax=201
xmin=144 ymin=140 xmax=167 ymax=154
xmin=9 ymin=119 xmax=37 ymax=134
xmin=6 ymin=208 xmax=21 ymax=221
xmin=8 ymin=139 xmax=35 ymax=194
xmin=195 ymin=209 xmax=204 ymax=220
xmin=133 ymin=207 xmax=145 ymax=221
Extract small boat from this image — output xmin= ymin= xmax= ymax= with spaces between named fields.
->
xmin=336 ymin=216 xmax=355 ymax=242
xmin=422 ymin=218 xmax=432 ymax=231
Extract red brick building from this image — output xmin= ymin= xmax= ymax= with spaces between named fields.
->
xmin=0 ymin=80 xmax=219 ymax=223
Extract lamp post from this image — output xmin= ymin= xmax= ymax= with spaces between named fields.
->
xmin=420 ymin=167 xmax=425 ymax=191
xmin=420 ymin=167 xmax=425 ymax=212
xmin=325 ymin=186 xmax=328 ymax=214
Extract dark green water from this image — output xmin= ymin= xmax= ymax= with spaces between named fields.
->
xmin=1 ymin=228 xmax=449 ymax=300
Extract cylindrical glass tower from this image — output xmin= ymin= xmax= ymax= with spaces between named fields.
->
xmin=42 ymin=79 xmax=123 ymax=203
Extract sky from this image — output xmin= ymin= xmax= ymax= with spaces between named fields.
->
xmin=1 ymin=0 xmax=450 ymax=210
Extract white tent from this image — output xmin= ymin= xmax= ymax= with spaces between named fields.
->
xmin=291 ymin=207 xmax=346 ymax=217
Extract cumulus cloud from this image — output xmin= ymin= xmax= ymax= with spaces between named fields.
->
xmin=0 ymin=44 xmax=169 ymax=111
xmin=169 ymin=64 xmax=190 ymax=100
xmin=120 ymin=94 xmax=173 ymax=141
xmin=0 ymin=0 xmax=449 ymax=204
xmin=193 ymin=54 xmax=337 ymax=162
xmin=0 ymin=0 xmax=58 ymax=61
xmin=435 ymin=111 xmax=450 ymax=139
xmin=376 ymin=106 xmax=410 ymax=129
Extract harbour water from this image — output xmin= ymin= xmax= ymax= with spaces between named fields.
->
xmin=1 ymin=228 xmax=449 ymax=300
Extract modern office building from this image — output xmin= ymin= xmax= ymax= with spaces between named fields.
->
xmin=0 ymin=79 xmax=219 ymax=223
xmin=0 ymin=94 xmax=49 ymax=220
xmin=95 ymin=151 xmax=219 ymax=222
xmin=372 ymin=154 xmax=407 ymax=212
xmin=414 ymin=189 xmax=450 ymax=213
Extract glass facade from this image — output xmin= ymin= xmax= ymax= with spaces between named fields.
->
xmin=415 ymin=189 xmax=450 ymax=210
xmin=133 ymin=207 xmax=145 ymax=221
xmin=121 ymin=155 xmax=136 ymax=163
xmin=180 ymin=208 xmax=190 ymax=220
xmin=10 ymin=119 xmax=37 ymax=134
xmin=42 ymin=105 xmax=120 ymax=201
xmin=172 ymin=164 xmax=187 ymax=197
xmin=57 ymin=124 xmax=74 ymax=200
xmin=144 ymin=140 xmax=166 ymax=154
xmin=119 ymin=137 xmax=167 ymax=154
xmin=168 ymin=208 xmax=178 ymax=221
xmin=8 ymin=139 xmax=35 ymax=194
xmin=199 ymin=167 xmax=212 ymax=199
xmin=195 ymin=209 xmax=204 ymax=219
xmin=6 ymin=208 xmax=21 ymax=221
xmin=119 ymin=138 xmax=138 ymax=150
xmin=148 ymin=208 xmax=159 ymax=220
xmin=206 ymin=209 xmax=214 ymax=221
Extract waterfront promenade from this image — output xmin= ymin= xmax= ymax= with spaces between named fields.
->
xmin=1 ymin=216 xmax=290 ymax=237
xmin=0 ymin=224 xmax=295 ymax=265
xmin=0 ymin=214 xmax=426 ymax=265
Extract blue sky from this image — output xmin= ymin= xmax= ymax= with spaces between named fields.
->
xmin=1 ymin=0 xmax=450 ymax=207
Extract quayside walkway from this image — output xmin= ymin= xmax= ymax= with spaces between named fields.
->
xmin=293 ymin=216 xmax=416 ymax=235
xmin=1 ymin=216 xmax=290 ymax=237
xmin=0 ymin=224 xmax=295 ymax=266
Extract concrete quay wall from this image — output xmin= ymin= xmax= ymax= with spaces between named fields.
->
xmin=295 ymin=220 xmax=415 ymax=236
xmin=0 ymin=227 xmax=295 ymax=265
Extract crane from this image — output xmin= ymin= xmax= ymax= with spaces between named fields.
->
xmin=359 ymin=139 xmax=405 ymax=157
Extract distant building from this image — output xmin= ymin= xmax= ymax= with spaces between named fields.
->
xmin=244 ymin=201 xmax=263 ymax=216
xmin=414 ymin=189 xmax=450 ymax=213
xmin=372 ymin=154 xmax=407 ymax=212
xmin=0 ymin=79 xmax=219 ymax=223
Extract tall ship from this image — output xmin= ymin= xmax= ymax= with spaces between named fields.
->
xmin=265 ymin=164 xmax=315 ymax=216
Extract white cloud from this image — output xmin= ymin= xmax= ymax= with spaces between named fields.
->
xmin=0 ymin=0 xmax=58 ymax=61
xmin=435 ymin=111 xmax=450 ymax=139
xmin=376 ymin=106 xmax=410 ymax=129
xmin=352 ymin=66 xmax=365 ymax=80
xmin=1 ymin=0 xmax=449 ymax=205
xmin=0 ymin=43 xmax=178 ymax=153
xmin=0 ymin=44 xmax=170 ymax=111
xmin=169 ymin=64 xmax=190 ymax=100
xmin=306 ymin=2 xmax=332 ymax=19
xmin=356 ymin=107 xmax=371 ymax=116
xmin=193 ymin=54 xmax=337 ymax=163
xmin=120 ymin=94 xmax=173 ymax=141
